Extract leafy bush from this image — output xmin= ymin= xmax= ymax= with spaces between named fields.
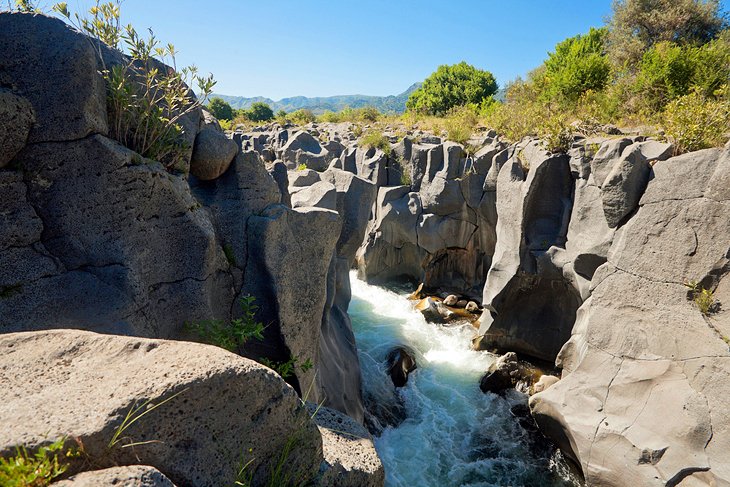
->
xmin=443 ymin=105 xmax=479 ymax=145
xmin=407 ymin=62 xmax=498 ymax=115
xmin=359 ymin=131 xmax=391 ymax=155
xmin=288 ymin=109 xmax=316 ymax=125
xmin=541 ymin=27 xmax=611 ymax=103
xmin=245 ymin=102 xmax=274 ymax=122
xmin=0 ymin=439 xmax=73 ymax=487
xmin=316 ymin=106 xmax=381 ymax=123
xmin=54 ymin=2 xmax=215 ymax=173
xmin=186 ymin=295 xmax=265 ymax=352
xmin=663 ymin=89 xmax=729 ymax=153
xmin=207 ymin=97 xmax=234 ymax=121
xmin=635 ymin=42 xmax=698 ymax=109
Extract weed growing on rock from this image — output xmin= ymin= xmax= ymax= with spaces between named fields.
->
xmin=223 ymin=244 xmax=236 ymax=266
xmin=685 ymin=280 xmax=718 ymax=316
xmin=359 ymin=131 xmax=391 ymax=155
xmin=663 ymin=88 xmax=729 ymax=154
xmin=53 ymin=1 xmax=216 ymax=172
xmin=108 ymin=388 xmax=187 ymax=450
xmin=0 ymin=439 xmax=74 ymax=487
xmin=186 ymin=295 xmax=265 ymax=352
xmin=296 ymin=163 xmax=307 ymax=171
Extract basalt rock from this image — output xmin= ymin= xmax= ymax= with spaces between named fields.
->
xmin=0 ymin=88 xmax=34 ymax=167
xmin=51 ymin=466 xmax=175 ymax=487
xmin=386 ymin=346 xmax=418 ymax=387
xmin=479 ymin=352 xmax=534 ymax=394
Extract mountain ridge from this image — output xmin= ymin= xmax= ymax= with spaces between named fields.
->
xmin=210 ymin=83 xmax=421 ymax=114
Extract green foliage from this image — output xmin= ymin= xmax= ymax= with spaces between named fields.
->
xmin=296 ymin=163 xmax=307 ymax=171
xmin=54 ymin=2 xmax=216 ymax=173
xmin=541 ymin=27 xmax=611 ymax=102
xmin=218 ymin=119 xmax=233 ymax=131
xmin=12 ymin=0 xmax=38 ymax=12
xmin=540 ymin=114 xmax=573 ymax=153
xmin=399 ymin=163 xmax=412 ymax=186
xmin=685 ymin=280 xmax=719 ymax=315
xmin=245 ymin=102 xmax=274 ymax=122
xmin=260 ymin=356 xmax=313 ymax=379
xmin=607 ymin=0 xmax=727 ymax=67
xmin=186 ymin=295 xmax=265 ymax=352
xmin=0 ymin=439 xmax=72 ymax=487
xmin=317 ymin=106 xmax=382 ymax=123
xmin=635 ymin=42 xmax=698 ymax=109
xmin=663 ymin=89 xmax=729 ymax=153
xmin=407 ymin=62 xmax=498 ymax=115
xmin=359 ymin=131 xmax=391 ymax=155
xmin=207 ymin=97 xmax=234 ymax=121
xmin=223 ymin=243 xmax=236 ymax=266
xmin=288 ymin=109 xmax=316 ymax=125
xmin=442 ymin=105 xmax=479 ymax=145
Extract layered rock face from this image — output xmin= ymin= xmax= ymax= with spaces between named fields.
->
xmin=531 ymin=146 xmax=730 ymax=486
xmin=0 ymin=12 xmax=381 ymax=485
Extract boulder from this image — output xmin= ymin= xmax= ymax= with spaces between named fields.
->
xmin=479 ymin=352 xmax=533 ymax=394
xmin=415 ymin=297 xmax=455 ymax=323
xmin=465 ymin=301 xmax=480 ymax=313
xmin=308 ymin=405 xmax=385 ymax=487
xmin=455 ymin=299 xmax=468 ymax=308
xmin=291 ymin=181 xmax=338 ymax=210
xmin=0 ymin=330 xmax=322 ymax=487
xmin=190 ymin=128 xmax=238 ymax=180
xmin=600 ymin=143 xmax=651 ymax=228
xmin=531 ymin=374 xmax=559 ymax=395
xmin=0 ymin=13 xmax=108 ymax=143
xmin=52 ymin=466 xmax=175 ymax=487
xmin=281 ymin=130 xmax=329 ymax=171
xmin=2 ymin=135 xmax=233 ymax=338
xmin=386 ymin=347 xmax=418 ymax=387
xmin=0 ymin=88 xmax=34 ymax=167
xmin=444 ymin=294 xmax=459 ymax=306
xmin=288 ymin=168 xmax=322 ymax=188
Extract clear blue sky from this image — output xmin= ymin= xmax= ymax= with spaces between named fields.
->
xmin=63 ymin=0 xmax=616 ymax=99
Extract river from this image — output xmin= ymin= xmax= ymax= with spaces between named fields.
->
xmin=349 ymin=272 xmax=582 ymax=487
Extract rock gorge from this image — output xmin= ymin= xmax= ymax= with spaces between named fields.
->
xmin=1 ymin=10 xmax=729 ymax=487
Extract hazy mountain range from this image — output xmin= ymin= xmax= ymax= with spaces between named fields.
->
xmin=209 ymin=83 xmax=422 ymax=114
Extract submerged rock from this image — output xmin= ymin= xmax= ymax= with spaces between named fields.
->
xmin=479 ymin=352 xmax=536 ymax=394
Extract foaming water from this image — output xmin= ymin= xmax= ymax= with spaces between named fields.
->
xmin=350 ymin=272 xmax=581 ymax=487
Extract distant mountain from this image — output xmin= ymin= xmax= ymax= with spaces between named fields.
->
xmin=210 ymin=83 xmax=421 ymax=114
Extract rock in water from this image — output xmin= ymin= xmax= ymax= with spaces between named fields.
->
xmin=479 ymin=352 xmax=533 ymax=394
xmin=386 ymin=347 xmax=418 ymax=387
xmin=444 ymin=294 xmax=459 ymax=306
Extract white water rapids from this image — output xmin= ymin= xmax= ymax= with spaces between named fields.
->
xmin=349 ymin=272 xmax=582 ymax=487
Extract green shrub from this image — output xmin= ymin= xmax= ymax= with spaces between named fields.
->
xmin=663 ymin=89 xmax=729 ymax=153
xmin=542 ymin=27 xmax=612 ymax=103
xmin=288 ymin=109 xmax=316 ymax=125
xmin=218 ymin=119 xmax=233 ymax=131
xmin=0 ymin=439 xmax=73 ymax=487
xmin=296 ymin=163 xmax=307 ymax=171
xmin=359 ymin=131 xmax=391 ymax=155
xmin=399 ymin=164 xmax=412 ymax=186
xmin=186 ymin=295 xmax=265 ymax=352
xmin=635 ymin=42 xmax=697 ymax=109
xmin=54 ymin=2 xmax=215 ymax=173
xmin=540 ymin=114 xmax=573 ymax=153
xmin=245 ymin=102 xmax=274 ymax=122
xmin=207 ymin=97 xmax=234 ymax=121
xmin=407 ymin=61 xmax=498 ymax=115
xmin=443 ymin=105 xmax=479 ymax=145
xmin=684 ymin=280 xmax=719 ymax=315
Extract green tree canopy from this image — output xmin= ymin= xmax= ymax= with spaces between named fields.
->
xmin=207 ymin=97 xmax=234 ymax=121
xmin=541 ymin=27 xmax=612 ymax=102
xmin=406 ymin=62 xmax=498 ymax=115
xmin=608 ymin=0 xmax=727 ymax=66
xmin=246 ymin=102 xmax=274 ymax=122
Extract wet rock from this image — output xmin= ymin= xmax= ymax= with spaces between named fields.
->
xmin=465 ymin=301 xmax=480 ymax=313
xmin=479 ymin=352 xmax=533 ymax=394
xmin=456 ymin=299 xmax=468 ymax=308
xmin=444 ymin=294 xmax=459 ymax=306
xmin=386 ymin=347 xmax=418 ymax=387
xmin=531 ymin=374 xmax=559 ymax=394
xmin=415 ymin=297 xmax=455 ymax=323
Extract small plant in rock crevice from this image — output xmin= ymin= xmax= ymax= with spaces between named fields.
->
xmin=53 ymin=1 xmax=216 ymax=172
xmin=359 ymin=131 xmax=391 ymax=155
xmin=260 ymin=355 xmax=313 ymax=379
xmin=684 ymin=280 xmax=719 ymax=316
xmin=186 ymin=295 xmax=265 ymax=352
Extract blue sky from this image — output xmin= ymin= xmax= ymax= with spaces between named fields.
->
xmin=62 ymin=1 xmax=616 ymax=99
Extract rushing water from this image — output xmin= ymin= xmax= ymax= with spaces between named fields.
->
xmin=349 ymin=272 xmax=582 ymax=487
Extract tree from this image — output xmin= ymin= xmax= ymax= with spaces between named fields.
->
xmin=207 ymin=97 xmax=234 ymax=121
xmin=406 ymin=62 xmax=498 ymax=115
xmin=246 ymin=102 xmax=274 ymax=122
xmin=541 ymin=27 xmax=612 ymax=102
xmin=608 ymin=0 xmax=727 ymax=67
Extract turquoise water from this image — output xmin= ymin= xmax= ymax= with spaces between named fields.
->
xmin=349 ymin=272 xmax=581 ymax=487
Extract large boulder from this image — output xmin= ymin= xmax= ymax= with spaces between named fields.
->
xmin=1 ymin=135 xmax=233 ymax=338
xmin=281 ymin=130 xmax=330 ymax=171
xmin=599 ymin=143 xmax=651 ymax=228
xmin=309 ymin=405 xmax=385 ymax=487
xmin=291 ymin=181 xmax=338 ymax=210
xmin=531 ymin=146 xmax=730 ymax=486
xmin=0 ymin=13 xmax=108 ymax=143
xmin=52 ymin=466 xmax=175 ymax=487
xmin=0 ymin=330 xmax=323 ymax=487
xmin=0 ymin=88 xmax=34 ymax=167
xmin=190 ymin=128 xmax=238 ymax=180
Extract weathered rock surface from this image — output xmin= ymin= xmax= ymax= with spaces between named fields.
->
xmin=190 ymin=127 xmax=238 ymax=180
xmin=531 ymin=146 xmax=730 ymax=486
xmin=0 ymin=13 xmax=108 ymax=143
xmin=0 ymin=330 xmax=322 ymax=487
xmin=52 ymin=466 xmax=175 ymax=487
xmin=0 ymin=88 xmax=34 ymax=167
xmin=309 ymin=405 xmax=385 ymax=487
